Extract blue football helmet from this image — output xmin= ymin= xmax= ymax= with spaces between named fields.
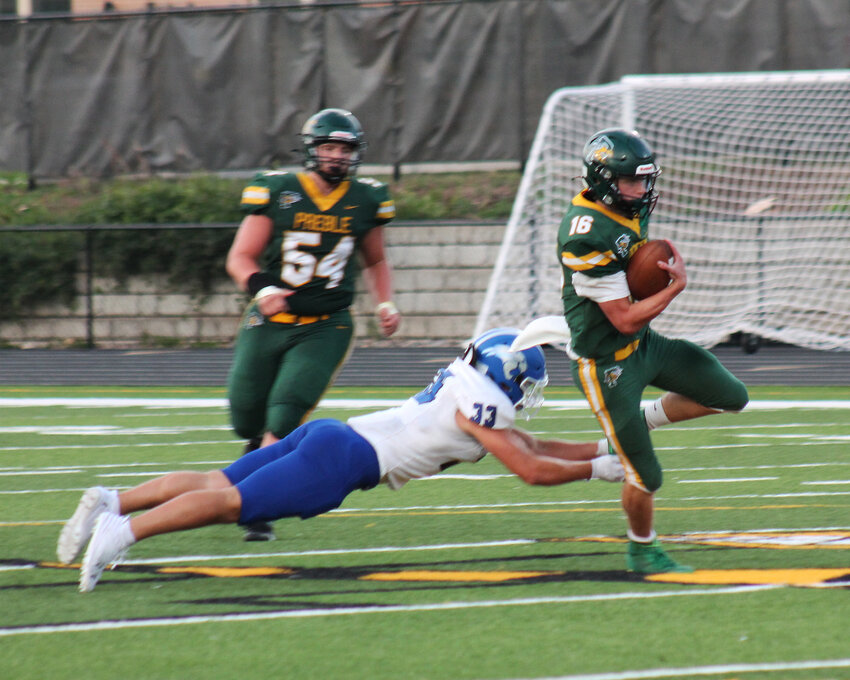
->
xmin=463 ymin=327 xmax=548 ymax=417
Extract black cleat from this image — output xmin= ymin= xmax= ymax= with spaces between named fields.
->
xmin=242 ymin=436 xmax=263 ymax=456
xmin=240 ymin=438 xmax=272 ymax=541
xmin=242 ymin=521 xmax=275 ymax=542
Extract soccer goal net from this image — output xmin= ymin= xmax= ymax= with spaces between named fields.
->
xmin=475 ymin=70 xmax=850 ymax=351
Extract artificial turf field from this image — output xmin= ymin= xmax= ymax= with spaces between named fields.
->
xmin=0 ymin=384 xmax=848 ymax=680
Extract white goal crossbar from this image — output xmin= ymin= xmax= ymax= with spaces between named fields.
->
xmin=475 ymin=70 xmax=850 ymax=351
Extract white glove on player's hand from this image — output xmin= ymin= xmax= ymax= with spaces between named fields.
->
xmin=590 ymin=454 xmax=625 ymax=482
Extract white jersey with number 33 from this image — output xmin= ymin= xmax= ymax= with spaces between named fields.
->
xmin=347 ymin=359 xmax=516 ymax=490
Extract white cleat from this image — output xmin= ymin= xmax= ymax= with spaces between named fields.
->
xmin=79 ymin=512 xmax=133 ymax=593
xmin=57 ymin=486 xmax=118 ymax=564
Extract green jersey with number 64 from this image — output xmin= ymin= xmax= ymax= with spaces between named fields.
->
xmin=557 ymin=191 xmax=650 ymax=358
xmin=240 ymin=171 xmax=395 ymax=315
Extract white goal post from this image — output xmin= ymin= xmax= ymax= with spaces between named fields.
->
xmin=474 ymin=70 xmax=850 ymax=351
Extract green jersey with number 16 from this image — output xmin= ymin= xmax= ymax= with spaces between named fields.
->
xmin=557 ymin=190 xmax=650 ymax=359
xmin=240 ymin=171 xmax=395 ymax=316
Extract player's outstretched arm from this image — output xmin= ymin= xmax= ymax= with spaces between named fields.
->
xmin=454 ymin=412 xmax=622 ymax=485
xmin=508 ymin=427 xmax=599 ymax=462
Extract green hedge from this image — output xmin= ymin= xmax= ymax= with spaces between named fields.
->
xmin=0 ymin=232 xmax=80 ymax=318
xmin=0 ymin=170 xmax=519 ymax=318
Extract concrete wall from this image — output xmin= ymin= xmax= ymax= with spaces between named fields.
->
xmin=0 ymin=221 xmax=505 ymax=348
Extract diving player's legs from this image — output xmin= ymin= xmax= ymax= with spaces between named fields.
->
xmin=79 ymin=421 xmax=380 ymax=593
xmin=225 ymin=420 xmax=380 ymax=523
xmin=80 ymin=478 xmax=241 ymax=593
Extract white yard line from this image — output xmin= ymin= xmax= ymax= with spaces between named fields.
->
xmin=0 ymin=584 xmax=777 ymax=637
xmin=676 ymin=477 xmax=778 ymax=484
xmin=0 ymin=440 xmax=236 ymax=452
xmin=511 ymin=657 xmax=850 ymax=680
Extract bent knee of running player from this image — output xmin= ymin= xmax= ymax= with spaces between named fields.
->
xmin=623 ymin=450 xmax=662 ymax=493
xmin=679 ymin=366 xmax=749 ymax=414
xmin=229 ymin=410 xmax=266 ymax=441
xmin=265 ymin=359 xmax=339 ymax=438
xmin=266 ymin=401 xmax=314 ymax=439
xmin=227 ymin=381 xmax=272 ymax=439
xmin=610 ymin=414 xmax=663 ymax=493
xmin=656 ymin=340 xmax=749 ymax=413
xmin=227 ymin=379 xmax=275 ymax=440
xmin=712 ymin=374 xmax=749 ymax=412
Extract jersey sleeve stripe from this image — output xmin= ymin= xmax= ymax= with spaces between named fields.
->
xmin=241 ymin=186 xmax=271 ymax=205
xmin=377 ymin=200 xmax=396 ymax=219
xmin=561 ymin=250 xmax=615 ymax=271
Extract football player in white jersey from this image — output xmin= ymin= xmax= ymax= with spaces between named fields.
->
xmin=59 ymin=328 xmax=624 ymax=593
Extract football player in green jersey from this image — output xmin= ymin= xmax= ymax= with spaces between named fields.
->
xmin=225 ymin=108 xmax=401 ymax=540
xmin=557 ymin=128 xmax=749 ymax=573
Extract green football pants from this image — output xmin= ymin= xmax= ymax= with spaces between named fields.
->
xmin=227 ymin=307 xmax=354 ymax=440
xmin=571 ymin=328 xmax=749 ymax=492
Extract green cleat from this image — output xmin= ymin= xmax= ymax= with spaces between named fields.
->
xmin=627 ymin=539 xmax=694 ymax=574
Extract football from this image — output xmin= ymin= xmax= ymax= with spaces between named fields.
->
xmin=626 ymin=239 xmax=674 ymax=300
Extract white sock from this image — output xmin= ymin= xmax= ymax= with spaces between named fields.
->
xmin=103 ymin=488 xmax=121 ymax=514
xmin=118 ymin=515 xmax=138 ymax=546
xmin=644 ymin=398 xmax=671 ymax=431
xmin=627 ymin=528 xmax=657 ymax=543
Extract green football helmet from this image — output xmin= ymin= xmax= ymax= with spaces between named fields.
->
xmin=581 ymin=128 xmax=660 ymax=219
xmin=300 ymin=108 xmax=366 ymax=183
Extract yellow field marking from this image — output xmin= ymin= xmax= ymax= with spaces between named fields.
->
xmin=360 ymin=570 xmax=553 ymax=582
xmin=32 ymin=558 xmax=850 ymax=589
xmin=647 ymin=568 xmax=850 ymax=587
xmin=36 ymin=561 xmax=553 ymax=582
xmin=158 ymin=566 xmax=295 ymax=577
